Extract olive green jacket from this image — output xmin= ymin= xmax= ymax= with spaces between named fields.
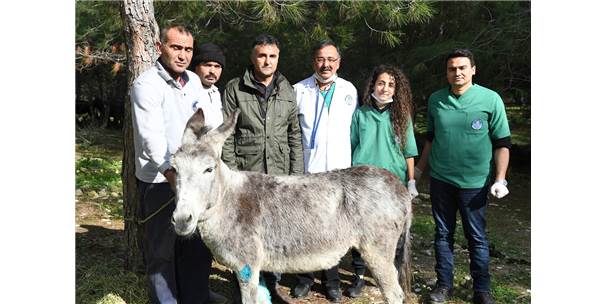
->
xmin=221 ymin=67 xmax=304 ymax=175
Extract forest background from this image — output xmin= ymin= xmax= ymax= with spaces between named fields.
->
xmin=75 ymin=1 xmax=531 ymax=130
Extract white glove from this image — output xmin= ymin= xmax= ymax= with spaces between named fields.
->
xmin=490 ymin=179 xmax=509 ymax=199
xmin=414 ymin=166 xmax=423 ymax=180
xmin=407 ymin=179 xmax=419 ymax=198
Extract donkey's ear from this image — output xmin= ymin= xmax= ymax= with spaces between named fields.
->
xmin=204 ymin=109 xmax=240 ymax=155
xmin=182 ymin=109 xmax=208 ymax=145
xmin=215 ymin=109 xmax=240 ymax=139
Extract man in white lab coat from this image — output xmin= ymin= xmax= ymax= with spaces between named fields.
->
xmin=292 ymin=40 xmax=359 ymax=302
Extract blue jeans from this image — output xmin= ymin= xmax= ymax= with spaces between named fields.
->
xmin=138 ymin=180 xmax=213 ymax=304
xmin=430 ymin=177 xmax=490 ymax=292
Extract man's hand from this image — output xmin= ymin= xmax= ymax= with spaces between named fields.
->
xmin=407 ymin=179 xmax=419 ymax=198
xmin=163 ymin=168 xmax=177 ymax=191
xmin=490 ymin=179 xmax=509 ymax=199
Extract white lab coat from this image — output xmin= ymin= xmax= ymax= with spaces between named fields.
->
xmin=295 ymin=75 xmax=358 ymax=173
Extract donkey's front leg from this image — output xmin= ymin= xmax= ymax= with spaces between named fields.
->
xmin=236 ymin=263 xmax=260 ymax=304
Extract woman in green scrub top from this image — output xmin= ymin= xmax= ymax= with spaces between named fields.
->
xmin=350 ymin=64 xmax=418 ymax=194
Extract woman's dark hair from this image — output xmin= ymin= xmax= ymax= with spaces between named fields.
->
xmin=361 ymin=64 xmax=414 ymax=145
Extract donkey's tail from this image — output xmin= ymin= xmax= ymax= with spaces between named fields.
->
xmin=396 ymin=212 xmax=413 ymax=302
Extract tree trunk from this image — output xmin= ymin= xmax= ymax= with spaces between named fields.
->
xmin=120 ymin=0 xmax=159 ymax=272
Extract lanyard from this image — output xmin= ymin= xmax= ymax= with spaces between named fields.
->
xmin=309 ymin=90 xmax=326 ymax=149
xmin=310 ymin=82 xmax=337 ymax=149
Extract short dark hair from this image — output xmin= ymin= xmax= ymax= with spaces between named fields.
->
xmin=160 ymin=25 xmax=192 ymax=44
xmin=446 ymin=48 xmax=475 ymax=67
xmin=312 ymin=40 xmax=341 ymax=58
xmin=251 ymin=34 xmax=280 ymax=49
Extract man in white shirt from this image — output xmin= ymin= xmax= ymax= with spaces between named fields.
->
xmin=189 ymin=42 xmax=225 ymax=130
xmin=131 ymin=25 xmax=226 ymax=304
xmin=292 ymin=40 xmax=359 ymax=302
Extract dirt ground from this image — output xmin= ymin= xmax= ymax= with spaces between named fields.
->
xmin=76 ymin=183 xmax=530 ymax=304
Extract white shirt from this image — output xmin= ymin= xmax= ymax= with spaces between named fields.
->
xmin=131 ymin=61 xmax=223 ymax=183
xmin=197 ymin=85 xmax=223 ymax=131
xmin=295 ymin=75 xmax=358 ymax=173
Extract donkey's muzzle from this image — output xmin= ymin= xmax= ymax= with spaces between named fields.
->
xmin=171 ymin=211 xmax=196 ymax=236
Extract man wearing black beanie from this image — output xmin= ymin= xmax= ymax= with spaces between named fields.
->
xmin=189 ymin=42 xmax=226 ymax=131
xmin=186 ymin=42 xmax=228 ymax=304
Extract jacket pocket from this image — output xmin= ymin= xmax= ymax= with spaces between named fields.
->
xmin=235 ymin=145 xmax=261 ymax=155
xmin=236 ymin=136 xmax=262 ymax=147
xmin=234 ymin=139 xmax=263 ymax=170
xmin=274 ymin=98 xmax=292 ymax=116
xmin=277 ymin=143 xmax=291 ymax=173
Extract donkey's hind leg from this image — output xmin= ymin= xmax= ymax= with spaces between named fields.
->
xmin=359 ymin=247 xmax=404 ymax=304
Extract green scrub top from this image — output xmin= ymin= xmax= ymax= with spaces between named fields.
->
xmin=350 ymin=104 xmax=418 ymax=184
xmin=320 ymin=82 xmax=336 ymax=109
xmin=427 ymin=84 xmax=511 ymax=188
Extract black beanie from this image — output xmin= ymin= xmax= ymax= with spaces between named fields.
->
xmin=190 ymin=42 xmax=226 ymax=69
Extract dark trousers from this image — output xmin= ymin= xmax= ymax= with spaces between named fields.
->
xmin=138 ymin=180 xmax=214 ymax=304
xmin=262 ymin=271 xmax=281 ymax=291
xmin=296 ymin=249 xmax=366 ymax=288
xmin=430 ymin=177 xmax=491 ymax=292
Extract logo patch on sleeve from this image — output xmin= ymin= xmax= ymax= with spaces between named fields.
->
xmin=192 ymin=100 xmax=199 ymax=112
xmin=345 ymin=95 xmax=353 ymax=105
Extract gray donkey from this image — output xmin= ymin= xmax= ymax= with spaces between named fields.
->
xmin=171 ymin=109 xmax=413 ymax=304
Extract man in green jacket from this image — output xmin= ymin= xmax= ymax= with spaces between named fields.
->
xmin=221 ymin=33 xmax=304 ymax=302
xmin=222 ymin=34 xmax=303 ymax=176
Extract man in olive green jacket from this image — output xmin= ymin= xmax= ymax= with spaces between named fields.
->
xmin=222 ymin=34 xmax=303 ymax=176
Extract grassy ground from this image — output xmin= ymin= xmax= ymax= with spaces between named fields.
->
xmin=76 ymin=105 xmax=530 ymax=303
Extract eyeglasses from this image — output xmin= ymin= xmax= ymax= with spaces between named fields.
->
xmin=314 ymin=57 xmax=340 ymax=64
